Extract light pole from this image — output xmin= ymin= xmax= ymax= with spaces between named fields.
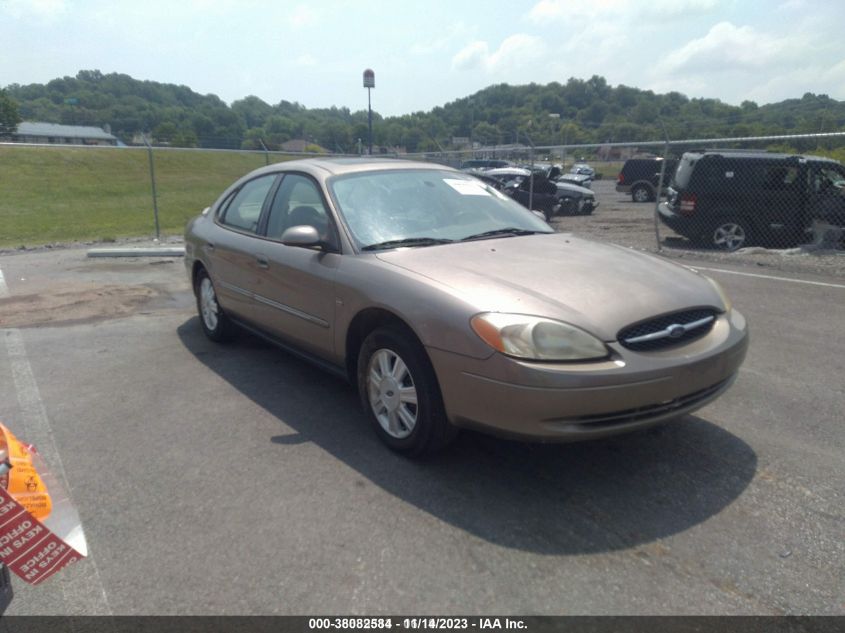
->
xmin=363 ymin=69 xmax=375 ymax=155
xmin=548 ymin=113 xmax=562 ymax=167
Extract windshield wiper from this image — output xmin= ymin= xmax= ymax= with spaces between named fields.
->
xmin=460 ymin=228 xmax=546 ymax=242
xmin=361 ymin=237 xmax=454 ymax=251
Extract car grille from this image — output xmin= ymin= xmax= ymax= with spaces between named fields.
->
xmin=568 ymin=376 xmax=734 ymax=428
xmin=618 ymin=309 xmax=718 ymax=352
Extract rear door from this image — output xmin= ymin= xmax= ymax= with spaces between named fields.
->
xmin=207 ymin=174 xmax=279 ymax=323
xmin=751 ymin=160 xmax=803 ymax=238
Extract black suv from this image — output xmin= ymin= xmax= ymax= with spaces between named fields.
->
xmin=616 ymin=157 xmax=677 ymax=202
xmin=659 ymin=150 xmax=845 ymax=250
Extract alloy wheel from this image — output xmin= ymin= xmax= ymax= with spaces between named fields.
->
xmin=367 ymin=349 xmax=419 ymax=439
xmin=713 ymin=222 xmax=747 ymax=251
xmin=199 ymin=277 xmax=220 ymax=331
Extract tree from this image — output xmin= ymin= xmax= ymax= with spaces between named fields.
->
xmin=0 ymin=89 xmax=22 ymax=136
xmin=5 ymin=70 xmax=845 ymax=152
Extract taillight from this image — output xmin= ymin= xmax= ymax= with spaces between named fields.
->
xmin=617 ymin=172 xmax=624 ymax=184
xmin=680 ymin=193 xmax=696 ymax=216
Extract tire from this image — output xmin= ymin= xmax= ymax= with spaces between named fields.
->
xmin=558 ymin=198 xmax=577 ymax=216
xmin=631 ymin=185 xmax=652 ymax=203
xmin=357 ymin=326 xmax=458 ymax=456
xmin=709 ymin=218 xmax=752 ymax=252
xmin=195 ymin=268 xmax=235 ymax=342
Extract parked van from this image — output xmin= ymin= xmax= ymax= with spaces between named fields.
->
xmin=658 ymin=150 xmax=845 ymax=250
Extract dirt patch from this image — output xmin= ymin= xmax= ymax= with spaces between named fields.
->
xmin=0 ymin=282 xmax=159 ymax=328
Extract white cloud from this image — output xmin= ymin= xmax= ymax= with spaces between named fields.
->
xmin=290 ymin=4 xmax=318 ymax=28
xmin=657 ymin=22 xmax=803 ymax=74
xmin=293 ymin=54 xmax=318 ymax=67
xmin=451 ymin=34 xmax=545 ymax=73
xmin=741 ymin=56 xmax=845 ymax=104
xmin=645 ymin=18 xmax=845 ymax=105
xmin=452 ymin=41 xmax=488 ymax=71
xmin=411 ymin=22 xmax=471 ymax=55
xmin=528 ymin=0 xmax=718 ymax=23
xmin=2 ymin=0 xmax=68 ymax=19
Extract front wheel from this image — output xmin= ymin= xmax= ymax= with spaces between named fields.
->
xmin=357 ymin=326 xmax=457 ymax=456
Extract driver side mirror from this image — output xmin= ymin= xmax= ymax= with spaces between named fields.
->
xmin=281 ymin=225 xmax=322 ymax=248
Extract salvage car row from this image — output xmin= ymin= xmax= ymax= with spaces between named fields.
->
xmin=466 ymin=151 xmax=845 ymax=251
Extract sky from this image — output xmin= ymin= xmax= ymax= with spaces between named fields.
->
xmin=2 ymin=0 xmax=844 ymax=117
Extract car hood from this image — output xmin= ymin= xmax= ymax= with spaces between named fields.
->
xmin=555 ymin=182 xmax=593 ymax=196
xmin=560 ymin=173 xmax=591 ymax=181
xmin=374 ymin=233 xmax=722 ymax=341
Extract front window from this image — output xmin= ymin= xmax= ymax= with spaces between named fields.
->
xmin=328 ymin=169 xmax=552 ymax=250
xmin=811 ymin=165 xmax=845 ymax=194
xmin=265 ymin=173 xmax=332 ymax=242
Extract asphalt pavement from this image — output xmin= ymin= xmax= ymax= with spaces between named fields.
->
xmin=0 ymin=247 xmax=842 ymax=615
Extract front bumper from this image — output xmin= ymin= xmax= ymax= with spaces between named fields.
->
xmin=557 ymin=196 xmax=598 ymax=215
xmin=427 ymin=309 xmax=748 ymax=441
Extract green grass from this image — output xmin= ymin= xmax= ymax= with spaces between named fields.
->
xmin=0 ymin=146 xmax=296 ymax=247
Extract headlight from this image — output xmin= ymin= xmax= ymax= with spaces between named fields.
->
xmin=706 ymin=277 xmax=732 ymax=313
xmin=471 ymin=313 xmax=609 ymax=361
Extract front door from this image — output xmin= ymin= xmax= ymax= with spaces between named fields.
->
xmin=806 ymin=163 xmax=845 ymax=230
xmin=251 ymin=172 xmax=340 ymax=361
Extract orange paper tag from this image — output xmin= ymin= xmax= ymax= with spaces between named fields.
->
xmin=1 ymin=426 xmax=52 ymax=521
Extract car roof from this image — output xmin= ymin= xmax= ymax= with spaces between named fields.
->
xmin=484 ymin=167 xmax=531 ymax=176
xmin=253 ymin=157 xmax=457 ymax=179
xmin=683 ymin=150 xmax=840 ymax=164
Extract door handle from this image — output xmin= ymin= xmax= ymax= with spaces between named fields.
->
xmin=255 ymin=255 xmax=270 ymax=270
xmin=205 ymin=242 xmax=215 ymax=252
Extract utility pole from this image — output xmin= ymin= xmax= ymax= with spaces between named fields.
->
xmin=363 ymin=69 xmax=375 ymax=155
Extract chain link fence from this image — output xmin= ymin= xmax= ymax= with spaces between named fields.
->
xmin=2 ymin=131 xmax=844 ymax=277
xmin=403 ymin=131 xmax=845 ymax=276
xmin=0 ymin=142 xmax=325 ymax=247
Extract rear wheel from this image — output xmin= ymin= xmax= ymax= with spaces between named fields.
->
xmin=709 ymin=219 xmax=752 ymax=251
xmin=195 ymin=268 xmax=234 ymax=342
xmin=357 ymin=326 xmax=457 ymax=456
xmin=631 ymin=185 xmax=652 ymax=203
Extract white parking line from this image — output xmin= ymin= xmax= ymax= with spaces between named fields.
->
xmin=693 ymin=266 xmax=845 ymax=290
xmin=1 ymin=266 xmax=111 ymax=614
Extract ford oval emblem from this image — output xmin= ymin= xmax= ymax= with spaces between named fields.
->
xmin=667 ymin=324 xmax=687 ymax=339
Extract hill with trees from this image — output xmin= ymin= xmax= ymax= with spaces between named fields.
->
xmin=4 ymin=71 xmax=845 ymax=153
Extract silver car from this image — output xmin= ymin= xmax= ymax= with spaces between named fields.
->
xmin=185 ymin=158 xmax=748 ymax=456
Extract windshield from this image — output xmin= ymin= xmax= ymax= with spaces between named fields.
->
xmin=329 ymin=169 xmax=553 ymax=250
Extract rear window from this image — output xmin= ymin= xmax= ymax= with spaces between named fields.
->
xmin=672 ymin=156 xmax=697 ymax=189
